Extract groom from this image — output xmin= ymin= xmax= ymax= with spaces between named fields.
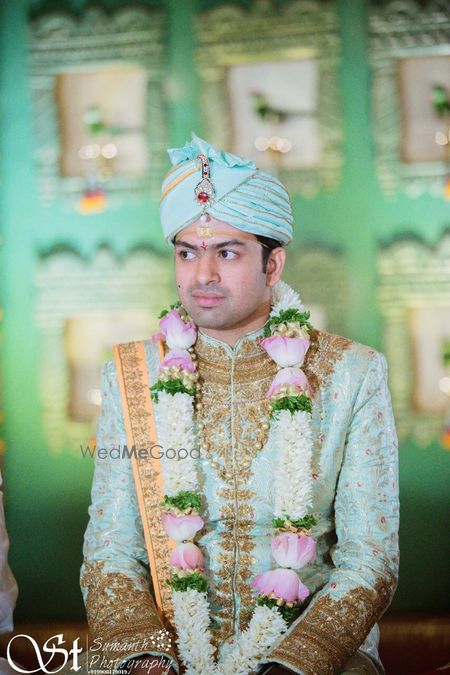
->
xmin=80 ymin=135 xmax=399 ymax=675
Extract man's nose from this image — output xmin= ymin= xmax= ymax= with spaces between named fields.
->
xmin=194 ymin=253 xmax=220 ymax=285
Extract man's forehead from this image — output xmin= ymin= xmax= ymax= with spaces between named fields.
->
xmin=174 ymin=220 xmax=259 ymax=246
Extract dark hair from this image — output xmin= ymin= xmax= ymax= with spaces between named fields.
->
xmin=255 ymin=234 xmax=284 ymax=273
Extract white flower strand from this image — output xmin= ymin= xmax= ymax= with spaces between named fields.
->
xmin=173 ymin=589 xmax=288 ymax=675
xmin=270 ymin=280 xmax=305 ymax=316
xmin=272 ymin=410 xmax=314 ymax=520
xmin=172 ymin=589 xmax=217 ymax=675
xmin=155 ymin=391 xmax=198 ymax=496
xmin=217 ymin=605 xmax=288 ymax=675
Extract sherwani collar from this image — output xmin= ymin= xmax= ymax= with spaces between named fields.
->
xmin=194 ymin=323 xmax=276 ymax=389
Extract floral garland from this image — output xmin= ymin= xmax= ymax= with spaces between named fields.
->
xmin=150 ymin=281 xmax=317 ymax=675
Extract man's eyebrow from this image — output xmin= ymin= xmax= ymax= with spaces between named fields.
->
xmin=174 ymin=239 xmax=247 ymax=250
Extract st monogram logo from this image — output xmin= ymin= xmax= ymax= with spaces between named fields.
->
xmin=6 ymin=633 xmax=82 ymax=673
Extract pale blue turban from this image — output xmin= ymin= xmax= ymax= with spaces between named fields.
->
xmin=160 ymin=133 xmax=294 ymax=245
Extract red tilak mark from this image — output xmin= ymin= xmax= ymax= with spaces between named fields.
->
xmin=200 ymin=240 xmax=208 ymax=249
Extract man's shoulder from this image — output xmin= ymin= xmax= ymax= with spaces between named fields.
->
xmin=305 ymin=329 xmax=384 ymax=391
xmin=311 ymin=329 xmax=381 ymax=361
xmin=100 ymin=338 xmax=160 ymax=381
xmin=98 ymin=337 xmax=160 ymax=409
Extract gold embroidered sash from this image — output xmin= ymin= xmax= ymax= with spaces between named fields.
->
xmin=113 ymin=339 xmax=175 ymax=630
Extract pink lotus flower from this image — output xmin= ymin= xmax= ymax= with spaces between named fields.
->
xmin=161 ymin=513 xmax=204 ymax=542
xmin=170 ymin=542 xmax=204 ymax=570
xmin=266 ymin=367 xmax=311 ymax=399
xmin=158 ymin=348 xmax=196 ymax=375
xmin=261 ymin=335 xmax=310 ymax=368
xmin=155 ymin=309 xmax=197 ymax=350
xmin=251 ymin=568 xmax=310 ymax=603
xmin=271 ymin=533 xmax=316 ymax=569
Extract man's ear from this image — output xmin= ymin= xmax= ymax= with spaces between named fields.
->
xmin=266 ymin=247 xmax=286 ymax=287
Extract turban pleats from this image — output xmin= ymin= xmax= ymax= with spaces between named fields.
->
xmin=160 ymin=133 xmax=294 ymax=245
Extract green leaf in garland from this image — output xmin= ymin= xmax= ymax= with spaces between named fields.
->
xmin=256 ymin=596 xmax=302 ymax=624
xmin=270 ymin=394 xmax=312 ymax=415
xmin=164 ymin=491 xmax=202 ymax=513
xmin=150 ymin=379 xmax=196 ymax=402
xmin=167 ymin=572 xmax=208 ymax=593
xmin=263 ymin=309 xmax=313 ymax=337
xmin=158 ymin=301 xmax=182 ymax=320
xmin=272 ymin=515 xmax=317 ymax=530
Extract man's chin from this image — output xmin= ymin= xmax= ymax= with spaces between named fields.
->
xmin=193 ymin=315 xmax=228 ymax=330
xmin=187 ymin=307 xmax=229 ymax=329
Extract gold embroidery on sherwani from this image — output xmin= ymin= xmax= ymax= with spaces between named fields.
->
xmin=303 ymin=329 xmax=352 ymax=394
xmin=81 ymin=560 xmax=178 ymax=668
xmin=268 ymin=575 xmax=396 ymax=675
xmin=195 ymin=333 xmax=275 ymax=478
xmin=194 ymin=329 xmax=354 ymax=651
xmin=113 ymin=341 xmax=176 ymax=632
xmin=195 ymin=331 xmax=277 ymax=648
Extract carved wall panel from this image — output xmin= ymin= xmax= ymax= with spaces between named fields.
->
xmin=34 ymin=246 xmax=173 ymax=453
xmin=196 ymin=0 xmax=343 ymax=197
xmin=29 ymin=7 xmax=167 ymax=202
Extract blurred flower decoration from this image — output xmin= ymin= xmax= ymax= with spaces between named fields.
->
xmin=77 ymin=105 xmax=121 ymax=215
xmin=431 ymin=84 xmax=450 ymax=200
xmin=251 ymin=91 xmax=313 ymax=171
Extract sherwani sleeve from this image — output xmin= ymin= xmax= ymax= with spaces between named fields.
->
xmin=266 ymin=351 xmax=400 ymax=675
xmin=80 ymin=360 xmax=179 ymax=673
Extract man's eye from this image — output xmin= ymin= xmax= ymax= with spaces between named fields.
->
xmin=219 ymin=250 xmax=237 ymax=259
xmin=178 ymin=250 xmax=195 ymax=260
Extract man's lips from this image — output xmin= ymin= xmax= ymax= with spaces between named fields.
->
xmin=191 ymin=292 xmax=225 ymax=307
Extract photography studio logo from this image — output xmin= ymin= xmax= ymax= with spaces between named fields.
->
xmin=6 ymin=629 xmax=173 ymax=674
xmin=6 ymin=633 xmax=82 ymax=673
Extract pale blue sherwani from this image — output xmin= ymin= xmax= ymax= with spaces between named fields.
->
xmin=80 ymin=324 xmax=399 ymax=675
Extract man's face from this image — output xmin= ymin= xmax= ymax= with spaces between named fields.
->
xmin=173 ymin=218 xmax=278 ymax=331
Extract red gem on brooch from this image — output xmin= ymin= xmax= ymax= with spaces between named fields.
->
xmin=197 ymin=191 xmax=209 ymax=203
